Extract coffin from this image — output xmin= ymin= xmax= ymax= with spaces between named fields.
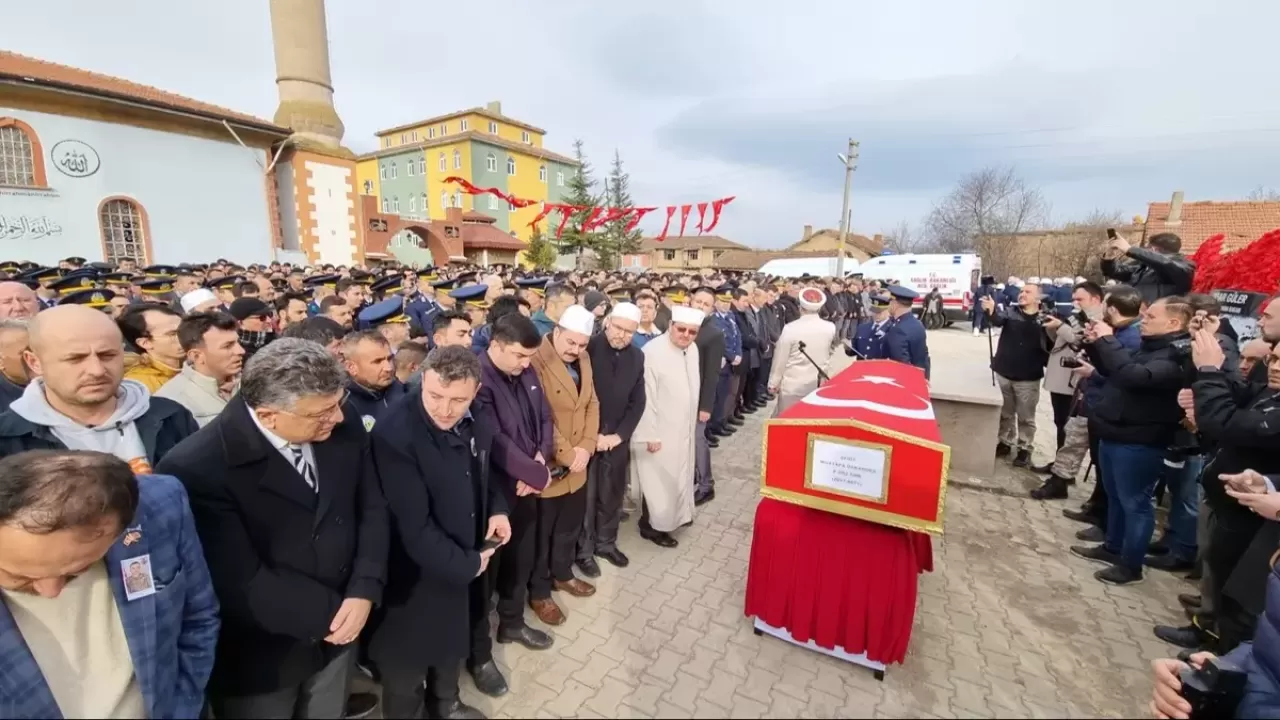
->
xmin=761 ymin=360 xmax=951 ymax=535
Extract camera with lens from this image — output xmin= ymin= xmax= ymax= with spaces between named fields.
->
xmin=980 ymin=274 xmax=996 ymax=287
xmin=1060 ymin=355 xmax=1084 ymax=369
xmin=1036 ymin=297 xmax=1058 ymax=324
xmin=1179 ymin=655 xmax=1246 ymax=719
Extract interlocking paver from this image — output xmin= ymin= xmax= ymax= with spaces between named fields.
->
xmin=373 ymin=333 xmax=1195 ymax=719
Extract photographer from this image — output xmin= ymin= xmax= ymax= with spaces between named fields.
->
xmin=1071 ymin=296 xmax=1194 ymax=586
xmin=981 ymin=283 xmax=1051 ymax=468
xmin=1185 ymin=333 xmax=1280 ymax=652
xmin=1101 ymin=231 xmax=1194 ymax=306
xmin=1063 ymin=286 xmax=1144 ymax=527
xmin=972 ymin=275 xmax=998 ymax=337
xmin=1030 ymin=280 xmax=1105 ymax=500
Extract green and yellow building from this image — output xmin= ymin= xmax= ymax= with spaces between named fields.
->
xmin=355 ymin=101 xmax=579 ymax=242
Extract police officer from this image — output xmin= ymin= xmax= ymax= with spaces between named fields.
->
xmin=845 ymin=291 xmax=891 ymax=359
xmin=405 ymin=267 xmax=441 ymax=329
xmin=881 ymin=285 xmax=931 ymax=378
xmin=451 ymin=284 xmax=490 ymax=328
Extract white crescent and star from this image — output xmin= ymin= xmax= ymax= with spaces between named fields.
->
xmin=801 ymin=375 xmax=935 ymax=419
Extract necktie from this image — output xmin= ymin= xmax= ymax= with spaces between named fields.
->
xmin=290 ymin=445 xmax=317 ymax=492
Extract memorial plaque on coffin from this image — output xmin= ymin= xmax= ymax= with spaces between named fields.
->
xmin=761 ymin=360 xmax=951 ymax=535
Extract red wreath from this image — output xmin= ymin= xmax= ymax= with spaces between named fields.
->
xmin=1191 ymin=229 xmax=1280 ymax=295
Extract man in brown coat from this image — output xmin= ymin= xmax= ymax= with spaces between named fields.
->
xmin=528 ymin=305 xmax=601 ymax=625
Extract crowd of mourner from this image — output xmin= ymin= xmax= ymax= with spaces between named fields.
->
xmin=0 ymin=253 xmax=920 ymax=719
xmin=3 ymin=228 xmax=1280 ymax=718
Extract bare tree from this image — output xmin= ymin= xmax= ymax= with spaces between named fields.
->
xmin=1047 ymin=209 xmax=1126 ymax=280
xmin=925 ymin=166 xmax=1049 ymax=277
xmin=881 ymin=220 xmax=927 ymax=254
xmin=1247 ymin=186 xmax=1280 ymax=202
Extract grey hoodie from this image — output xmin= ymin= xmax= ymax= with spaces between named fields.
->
xmin=10 ymin=379 xmax=151 ymax=465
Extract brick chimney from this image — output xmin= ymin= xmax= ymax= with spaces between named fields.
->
xmin=1167 ymin=190 xmax=1184 ymax=225
xmin=802 ymin=224 xmax=813 ymax=241
xmin=485 ymin=101 xmax=502 ymax=115
xmin=873 ymin=233 xmax=883 ymax=251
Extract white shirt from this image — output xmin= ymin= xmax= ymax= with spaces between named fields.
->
xmin=248 ymin=406 xmax=317 ymax=481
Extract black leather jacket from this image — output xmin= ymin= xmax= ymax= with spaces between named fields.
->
xmin=1101 ymin=247 xmax=1195 ymax=305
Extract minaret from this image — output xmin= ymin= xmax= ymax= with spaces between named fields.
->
xmin=269 ymin=0 xmax=350 ymax=156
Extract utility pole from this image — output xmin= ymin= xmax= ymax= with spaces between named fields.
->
xmin=835 ymin=139 xmax=859 ymax=278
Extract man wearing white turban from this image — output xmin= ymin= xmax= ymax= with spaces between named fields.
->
xmin=630 ymin=305 xmax=702 ymax=547
xmin=768 ymin=287 xmax=836 ymax=416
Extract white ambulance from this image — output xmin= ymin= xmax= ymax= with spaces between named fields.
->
xmin=857 ymin=253 xmax=982 ymax=323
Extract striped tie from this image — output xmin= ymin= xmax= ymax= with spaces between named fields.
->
xmin=290 ymin=445 xmax=317 ymax=493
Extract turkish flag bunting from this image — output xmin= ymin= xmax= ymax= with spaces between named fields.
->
xmin=554 ymin=205 xmax=576 ymax=239
xmin=599 ymin=207 xmax=631 ymax=226
xmin=581 ymin=207 xmax=606 ymax=232
xmin=528 ymin=203 xmax=555 ymax=230
xmin=655 ymin=206 xmax=678 ymax=242
xmin=625 ymin=207 xmax=657 ymax=234
xmin=678 ymin=205 xmax=693 ymax=237
xmin=703 ymin=196 xmax=735 ymax=233
xmin=694 ymin=202 xmax=709 ymax=234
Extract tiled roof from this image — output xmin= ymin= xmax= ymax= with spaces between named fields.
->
xmin=0 ymin=50 xmax=286 ymax=133
xmin=377 ymin=106 xmax=546 ymax=138
xmin=356 ymin=130 xmax=579 ymax=166
xmin=788 ymin=229 xmax=883 ymax=257
xmin=638 ymin=235 xmax=748 ymax=252
xmin=1144 ymin=200 xmax=1280 ymax=253
xmin=462 ymin=222 xmax=527 ymax=251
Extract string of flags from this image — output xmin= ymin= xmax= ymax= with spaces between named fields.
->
xmin=442 ymin=176 xmax=733 ymax=242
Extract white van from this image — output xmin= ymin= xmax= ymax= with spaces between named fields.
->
xmin=857 ymin=253 xmax=982 ymax=323
xmin=757 ymin=256 xmax=860 ymax=278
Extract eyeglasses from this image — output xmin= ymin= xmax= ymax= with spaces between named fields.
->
xmin=672 ymin=326 xmax=698 ymax=336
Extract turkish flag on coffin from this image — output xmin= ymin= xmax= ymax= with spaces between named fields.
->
xmin=761 ymin=360 xmax=950 ymax=535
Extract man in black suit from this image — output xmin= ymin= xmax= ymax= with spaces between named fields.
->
xmin=367 ymin=345 xmax=510 ymax=719
xmin=690 ymin=288 xmax=726 ymax=503
xmin=156 ymin=338 xmax=389 ymax=719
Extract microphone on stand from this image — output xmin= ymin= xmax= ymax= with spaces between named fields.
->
xmin=795 ymin=341 xmax=831 ymax=385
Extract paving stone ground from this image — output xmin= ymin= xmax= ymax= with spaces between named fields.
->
xmin=372 ymin=328 xmax=1186 ymax=718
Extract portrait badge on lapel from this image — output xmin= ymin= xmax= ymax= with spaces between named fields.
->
xmin=120 ymin=554 xmax=157 ymax=601
xmin=470 ymin=436 xmax=477 ymax=457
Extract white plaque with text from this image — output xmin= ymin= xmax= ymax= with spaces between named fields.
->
xmin=806 ymin=437 xmax=890 ymax=504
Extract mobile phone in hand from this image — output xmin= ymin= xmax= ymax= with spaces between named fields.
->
xmin=480 ymin=537 xmax=503 ymax=552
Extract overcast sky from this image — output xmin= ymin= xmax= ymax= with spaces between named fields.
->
xmin=5 ymin=0 xmax=1280 ymax=248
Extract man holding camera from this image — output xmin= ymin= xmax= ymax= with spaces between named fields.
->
xmin=1071 ymin=296 xmax=1195 ymax=586
xmin=1102 ymin=231 xmax=1194 ymax=305
xmin=982 ymin=283 xmax=1052 ymax=468
xmin=1029 ymin=281 xmax=1106 ymax=500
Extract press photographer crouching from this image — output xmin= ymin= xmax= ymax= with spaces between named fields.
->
xmin=1029 ymin=280 xmax=1105 ymax=500
xmin=1070 ymin=295 xmax=1196 ymax=586
xmin=981 ymin=282 xmax=1051 ymax=468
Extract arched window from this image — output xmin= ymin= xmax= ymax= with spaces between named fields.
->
xmin=0 ymin=119 xmax=46 ymax=187
xmin=392 ymin=196 xmax=400 ymax=213
xmin=507 ymin=157 xmax=516 ymax=176
xmin=421 ymin=193 xmax=428 ymax=211
xmin=485 ymin=153 xmax=497 ymax=172
xmin=98 ymin=197 xmax=150 ymax=265
xmin=408 ymin=195 xmax=416 ymax=212
xmin=438 ymin=152 xmax=446 ymax=172
xmin=539 ymin=165 xmax=547 ymax=183
xmin=382 ymin=198 xmax=390 ymax=213
xmin=453 ymin=191 xmax=463 ymax=208
xmin=453 ymin=150 xmax=462 ymax=169
xmin=441 ymin=190 xmax=449 ymax=209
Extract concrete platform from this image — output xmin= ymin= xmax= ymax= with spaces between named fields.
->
xmin=928 ymin=360 xmax=1003 ymax=480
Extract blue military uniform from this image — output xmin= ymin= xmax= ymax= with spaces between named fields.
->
xmin=709 ymin=288 xmax=743 ymax=436
xmin=846 ymin=291 xmax=891 ymax=359
xmin=304 ymin=273 xmax=339 ymax=315
xmin=356 ymin=296 xmax=407 ymax=332
xmin=881 ymin=285 xmax=931 ymax=378
xmin=404 ymin=268 xmax=441 ymax=333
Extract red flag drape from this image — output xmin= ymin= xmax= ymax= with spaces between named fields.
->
xmin=694 ymin=202 xmax=709 ymax=234
xmin=581 ymin=207 xmax=606 ymax=232
xmin=625 ymin=207 xmax=657 ymax=234
xmin=656 ymin=206 xmax=677 ymax=242
xmin=678 ymin=204 xmax=692 ymax=238
xmin=555 ymin=205 xmax=577 ymax=239
xmin=703 ymin=196 xmax=735 ymax=233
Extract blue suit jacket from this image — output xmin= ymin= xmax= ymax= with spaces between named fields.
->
xmin=0 ymin=475 xmax=219 ymax=720
xmin=849 ymin=320 xmax=888 ymax=359
xmin=883 ymin=313 xmax=932 ymax=379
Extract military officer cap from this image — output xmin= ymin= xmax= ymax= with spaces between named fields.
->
xmin=662 ymin=285 xmax=688 ymax=303
xmin=515 ymin=276 xmax=549 ymax=292
xmin=431 ymin=277 xmax=460 ymax=291
xmin=370 ymin=275 xmax=403 ymax=295
xmin=62 ymin=256 xmax=88 ymax=266
xmin=59 ymin=288 xmax=115 ymax=309
xmin=105 ymin=271 xmax=136 ymax=287
xmin=49 ymin=273 xmax=101 ymax=295
xmin=138 ymin=277 xmax=177 ymax=295
xmin=454 ymin=271 xmax=479 ymax=285
xmin=415 ymin=266 xmax=439 ymax=280
xmin=83 ymin=261 xmax=113 ymax=272
xmin=607 ymin=285 xmax=634 ymax=302
xmin=450 ymin=284 xmax=490 ymax=308
xmin=868 ymin=291 xmax=893 ymax=310
xmin=885 ymin=285 xmax=919 ymax=304
xmin=0 ymin=261 xmax=21 ymax=274
xmin=715 ymin=286 xmax=736 ymax=302
xmin=18 ymin=266 xmax=60 ymax=283
xmin=350 ymin=270 xmax=375 ymax=285
xmin=205 ymin=274 xmax=243 ymax=290
xmin=358 ymin=297 xmax=410 ymax=327
xmin=142 ymin=264 xmax=179 ymax=277
xmin=305 ymin=273 xmax=340 ymax=290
